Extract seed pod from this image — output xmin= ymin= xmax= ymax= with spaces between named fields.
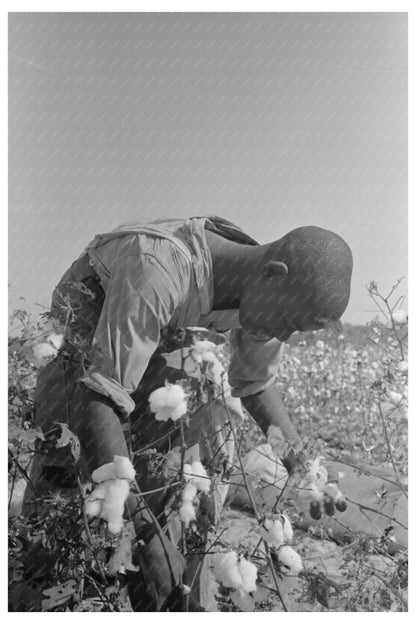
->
xmin=335 ymin=497 xmax=347 ymax=512
xmin=323 ymin=494 xmax=335 ymax=516
xmin=309 ymin=500 xmax=322 ymax=520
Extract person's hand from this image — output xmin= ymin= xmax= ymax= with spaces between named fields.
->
xmin=297 ymin=456 xmax=347 ymax=519
xmin=84 ymin=455 xmax=135 ymax=534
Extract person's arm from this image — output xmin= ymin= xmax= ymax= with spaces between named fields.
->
xmin=242 ymin=383 xmax=340 ymax=487
xmin=241 ymin=384 xmax=299 ymax=441
xmin=76 ymin=249 xmax=185 ymax=471
xmin=71 ymin=386 xmax=130 ymax=473
xmin=241 ymin=384 xmax=305 ymax=474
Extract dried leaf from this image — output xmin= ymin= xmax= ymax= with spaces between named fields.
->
xmin=41 ymin=580 xmax=78 ymax=610
xmin=107 ymin=522 xmax=139 ymax=576
xmin=54 ymin=422 xmax=81 ymax=462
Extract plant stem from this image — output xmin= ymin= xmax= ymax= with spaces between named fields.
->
xmin=219 ymin=381 xmax=288 ymax=612
xmin=376 ymin=402 xmax=408 ymax=500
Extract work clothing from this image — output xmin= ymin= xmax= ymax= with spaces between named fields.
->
xmin=23 ymin=216 xmax=285 ymax=611
xmin=51 ymin=216 xmax=284 ymax=417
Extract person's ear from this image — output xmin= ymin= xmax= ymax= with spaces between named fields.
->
xmin=261 ymin=261 xmax=289 ymax=279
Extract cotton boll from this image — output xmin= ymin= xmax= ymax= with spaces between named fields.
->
xmin=213 ymin=551 xmax=242 ymax=589
xmin=149 ymin=384 xmax=186 ymax=412
xmin=148 ymin=387 xmax=169 ymax=412
xmin=48 ymin=332 xmax=64 ymax=350
xmin=182 ymin=481 xmax=198 ymax=502
xmin=183 ymin=463 xmax=193 ymax=481
xmin=277 ymin=545 xmax=303 ymax=575
xmin=91 ymin=462 xmax=118 ymax=484
xmin=169 ymin=400 xmax=188 ymax=421
xmin=192 ymin=340 xmax=218 ymax=355
xmin=154 ymin=407 xmax=171 ymax=422
xmin=190 ymin=461 xmax=211 ymax=493
xmin=150 ymin=384 xmax=188 ymax=421
xmin=100 ymin=479 xmax=131 ymax=535
xmin=162 ymin=384 xmax=186 ymax=408
xmin=85 ymin=482 xmax=108 ymax=502
xmin=179 ymin=500 xmax=196 ymax=526
xmin=154 ymin=400 xmax=187 ymax=422
xmin=281 ymin=514 xmax=294 ymax=542
xmin=260 ymin=518 xmax=284 ymax=548
xmin=84 ymin=498 xmax=103 ymax=518
xmin=32 ymin=342 xmax=58 ymax=368
xmin=201 ymin=350 xmax=217 ymax=363
xmin=113 ymin=456 xmax=136 ymax=481
xmin=238 ymin=557 xmax=258 ymax=593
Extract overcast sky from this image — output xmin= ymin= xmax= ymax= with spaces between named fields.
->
xmin=8 ymin=12 xmax=407 ymax=325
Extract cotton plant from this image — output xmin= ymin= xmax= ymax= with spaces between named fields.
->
xmin=161 ymin=334 xmax=246 ymax=425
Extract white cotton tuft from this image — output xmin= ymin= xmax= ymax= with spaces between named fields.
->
xmin=260 ymin=518 xmax=285 ymax=548
xmin=182 ymin=481 xmax=198 ymax=502
xmin=149 ymin=384 xmax=188 ymax=421
xmin=84 ymin=498 xmax=103 ymax=518
xmin=48 ymin=332 xmax=64 ymax=350
xmin=100 ymin=479 xmax=130 ymax=535
xmin=91 ymin=462 xmax=117 ymax=484
xmin=281 ymin=514 xmax=294 ymax=542
xmin=149 ymin=384 xmax=186 ymax=410
xmin=113 ymin=456 xmax=136 ymax=481
xmin=153 ymin=401 xmax=187 ymax=422
xmin=192 ymin=340 xmax=218 ymax=355
xmin=107 ymin=515 xmax=125 ymax=535
xmin=201 ymin=350 xmax=217 ymax=363
xmin=85 ymin=482 xmax=108 ymax=502
xmin=179 ymin=500 xmax=196 ymax=526
xmin=277 ymin=545 xmax=303 ymax=575
xmin=213 ymin=552 xmax=258 ymax=594
xmin=32 ymin=342 xmax=58 ymax=368
xmin=238 ymin=557 xmax=258 ymax=593
xmin=148 ymin=387 xmax=170 ymax=411
xmin=183 ymin=463 xmax=193 ymax=482
xmin=213 ymin=551 xmax=242 ymax=589
xmin=190 ymin=461 xmax=211 ymax=493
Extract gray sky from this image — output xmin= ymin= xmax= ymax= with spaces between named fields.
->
xmin=8 ymin=12 xmax=407 ymax=325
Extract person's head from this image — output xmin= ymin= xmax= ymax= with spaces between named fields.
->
xmin=239 ymin=226 xmax=353 ymax=341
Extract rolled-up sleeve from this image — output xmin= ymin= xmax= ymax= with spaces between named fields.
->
xmin=80 ymin=249 xmax=186 ymax=416
xmin=228 ymin=329 xmax=283 ymax=398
